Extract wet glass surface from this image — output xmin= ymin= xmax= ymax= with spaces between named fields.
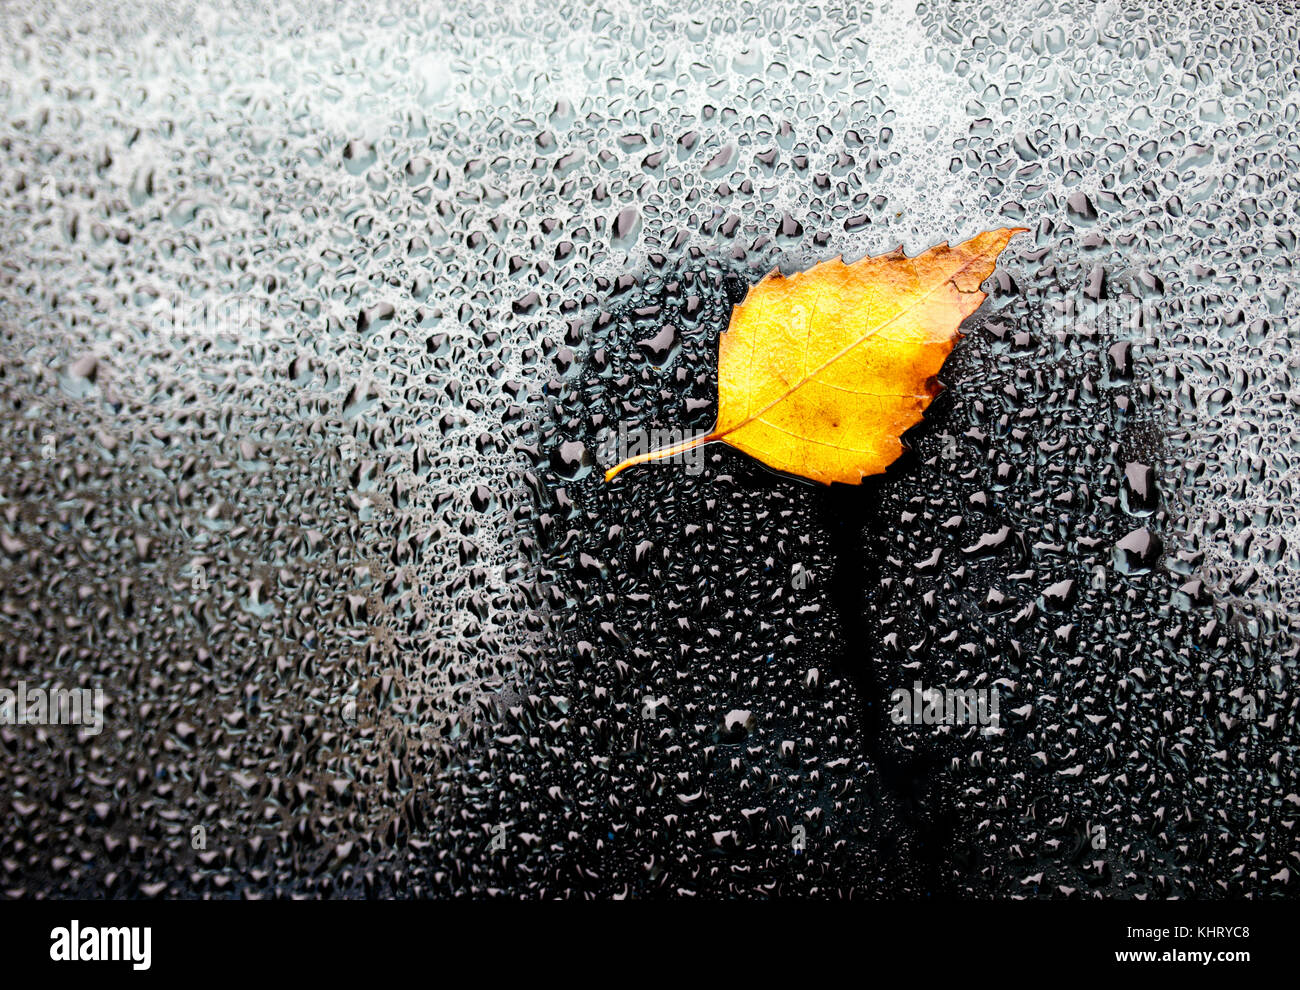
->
xmin=0 ymin=0 xmax=1297 ymax=897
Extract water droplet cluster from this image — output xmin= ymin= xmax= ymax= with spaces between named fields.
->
xmin=0 ymin=0 xmax=1296 ymax=897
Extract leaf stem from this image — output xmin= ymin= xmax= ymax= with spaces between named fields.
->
xmin=603 ymin=431 xmax=716 ymax=482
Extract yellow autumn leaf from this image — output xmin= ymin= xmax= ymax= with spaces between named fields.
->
xmin=604 ymin=228 xmax=1026 ymax=486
